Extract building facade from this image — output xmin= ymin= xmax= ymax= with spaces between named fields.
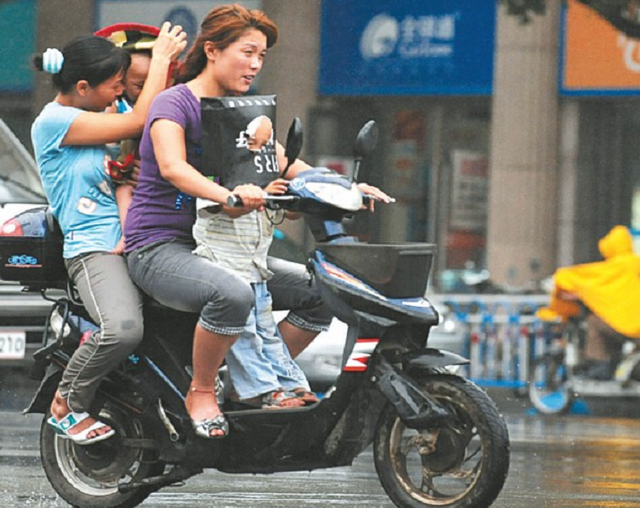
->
xmin=2 ymin=0 xmax=638 ymax=289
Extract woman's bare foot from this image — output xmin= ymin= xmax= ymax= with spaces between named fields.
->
xmin=185 ymin=387 xmax=226 ymax=437
xmin=50 ymin=391 xmax=112 ymax=439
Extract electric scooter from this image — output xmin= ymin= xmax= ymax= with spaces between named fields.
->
xmin=1 ymin=120 xmax=510 ymax=508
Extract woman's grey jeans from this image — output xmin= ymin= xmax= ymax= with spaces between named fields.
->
xmin=127 ymin=239 xmax=254 ymax=335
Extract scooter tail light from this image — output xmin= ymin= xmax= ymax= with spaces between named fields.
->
xmin=0 ymin=218 xmax=24 ymax=236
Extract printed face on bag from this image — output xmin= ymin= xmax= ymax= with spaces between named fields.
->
xmin=237 ymin=115 xmax=273 ymax=152
xmin=209 ymin=29 xmax=267 ymax=96
xmin=201 ymin=95 xmax=278 ymax=188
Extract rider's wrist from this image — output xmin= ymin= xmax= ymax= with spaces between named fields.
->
xmin=151 ymin=54 xmax=172 ymax=66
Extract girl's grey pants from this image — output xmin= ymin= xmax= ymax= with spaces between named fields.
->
xmin=59 ymin=252 xmax=144 ymax=413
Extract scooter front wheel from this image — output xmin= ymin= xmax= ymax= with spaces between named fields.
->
xmin=373 ymin=375 xmax=509 ymax=508
xmin=528 ymin=353 xmax=574 ymax=415
xmin=40 ymin=401 xmax=164 ymax=508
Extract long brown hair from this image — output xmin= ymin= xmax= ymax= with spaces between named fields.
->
xmin=179 ymin=4 xmax=278 ymax=83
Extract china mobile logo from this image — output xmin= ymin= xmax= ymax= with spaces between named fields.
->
xmin=360 ymin=13 xmax=458 ymax=60
xmin=618 ymin=34 xmax=640 ymax=72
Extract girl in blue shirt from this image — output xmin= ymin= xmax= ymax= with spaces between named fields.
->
xmin=31 ymin=23 xmax=186 ymax=445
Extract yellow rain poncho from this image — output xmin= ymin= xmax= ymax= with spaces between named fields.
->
xmin=539 ymin=225 xmax=640 ymax=338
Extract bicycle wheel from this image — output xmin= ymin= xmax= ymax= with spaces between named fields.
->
xmin=528 ymin=352 xmax=574 ymax=414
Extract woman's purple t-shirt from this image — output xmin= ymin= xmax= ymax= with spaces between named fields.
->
xmin=124 ymin=84 xmax=202 ymax=252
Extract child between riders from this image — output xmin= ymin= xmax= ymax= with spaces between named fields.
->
xmin=95 ymin=23 xmax=168 ymax=185
xmin=31 ymin=24 xmax=186 ymax=445
xmin=194 ymin=117 xmax=311 ymax=409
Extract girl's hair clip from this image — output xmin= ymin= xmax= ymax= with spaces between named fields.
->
xmin=42 ymin=48 xmax=64 ymax=74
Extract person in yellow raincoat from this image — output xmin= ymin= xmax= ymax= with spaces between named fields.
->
xmin=539 ymin=225 xmax=640 ymax=378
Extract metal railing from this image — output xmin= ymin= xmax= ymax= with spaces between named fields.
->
xmin=437 ymin=294 xmax=554 ymax=389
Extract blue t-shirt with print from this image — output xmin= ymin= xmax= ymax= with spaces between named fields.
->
xmin=31 ymin=102 xmax=121 ymax=258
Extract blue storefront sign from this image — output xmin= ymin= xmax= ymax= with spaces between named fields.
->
xmin=320 ymin=0 xmax=496 ymax=96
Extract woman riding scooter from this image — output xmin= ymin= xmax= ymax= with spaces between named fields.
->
xmin=123 ymin=4 xmax=391 ymax=436
xmin=96 ymin=20 xmax=336 ymax=398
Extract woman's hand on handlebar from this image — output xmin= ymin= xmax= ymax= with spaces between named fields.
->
xmin=556 ymin=288 xmax=579 ymax=301
xmin=225 ymin=184 xmax=266 ymax=215
xmin=357 ymin=183 xmax=395 ymax=212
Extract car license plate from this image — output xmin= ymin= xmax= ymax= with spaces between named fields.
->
xmin=0 ymin=331 xmax=26 ymax=359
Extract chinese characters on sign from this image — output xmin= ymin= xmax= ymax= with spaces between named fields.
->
xmin=320 ymin=0 xmax=495 ymax=95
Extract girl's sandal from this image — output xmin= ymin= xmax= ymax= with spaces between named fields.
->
xmin=48 ymin=412 xmax=115 ymax=445
xmin=188 ymin=386 xmax=229 ymax=439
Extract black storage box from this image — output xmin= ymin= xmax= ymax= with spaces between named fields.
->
xmin=0 ymin=206 xmax=66 ymax=289
xmin=318 ymin=242 xmax=435 ymax=299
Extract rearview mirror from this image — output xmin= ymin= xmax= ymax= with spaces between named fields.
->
xmin=353 ymin=120 xmax=378 ymax=160
xmin=352 ymin=120 xmax=378 ymax=181
xmin=284 ymin=118 xmax=303 ymax=164
xmin=281 ymin=118 xmax=303 ymax=178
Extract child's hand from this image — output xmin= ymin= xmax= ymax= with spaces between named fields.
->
xmin=264 ymin=179 xmax=289 ymax=195
xmin=153 ymin=22 xmax=188 ymax=63
xmin=126 ymin=160 xmax=141 ymax=188
xmin=111 ymin=237 xmax=125 ymax=255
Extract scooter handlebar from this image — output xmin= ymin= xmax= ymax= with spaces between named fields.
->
xmin=227 ymin=194 xmax=299 ymax=209
xmin=228 ymin=192 xmax=384 ymax=211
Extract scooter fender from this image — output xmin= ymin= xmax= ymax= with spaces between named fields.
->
xmin=403 ymin=347 xmax=470 ymax=374
xmin=372 ymin=355 xmax=451 ymax=429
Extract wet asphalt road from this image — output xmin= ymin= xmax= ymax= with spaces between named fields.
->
xmin=3 ymin=412 xmax=640 ymax=507
xmin=3 ymin=373 xmax=640 ymax=507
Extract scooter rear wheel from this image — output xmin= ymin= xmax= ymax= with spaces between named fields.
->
xmin=373 ymin=375 xmax=509 ymax=508
xmin=40 ymin=401 xmax=164 ymax=508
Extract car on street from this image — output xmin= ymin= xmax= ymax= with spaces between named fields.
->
xmin=0 ymin=120 xmax=53 ymax=368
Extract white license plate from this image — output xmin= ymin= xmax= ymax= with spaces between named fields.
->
xmin=0 ymin=331 xmax=26 ymax=359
